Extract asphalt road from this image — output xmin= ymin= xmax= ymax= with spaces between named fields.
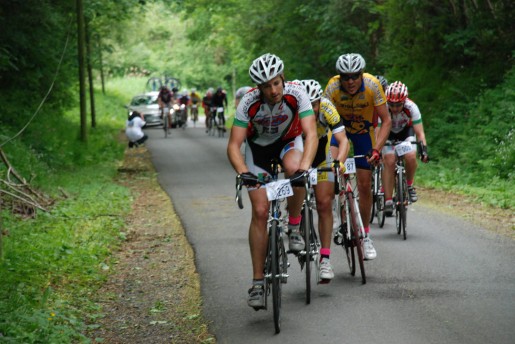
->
xmin=145 ymin=123 xmax=515 ymax=344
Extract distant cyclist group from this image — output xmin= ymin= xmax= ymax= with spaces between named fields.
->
xmin=227 ymin=52 xmax=429 ymax=312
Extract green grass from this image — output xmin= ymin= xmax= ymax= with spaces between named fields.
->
xmin=0 ymin=82 xmax=132 ymax=343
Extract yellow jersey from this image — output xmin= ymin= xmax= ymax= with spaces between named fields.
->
xmin=323 ymin=73 xmax=386 ymax=135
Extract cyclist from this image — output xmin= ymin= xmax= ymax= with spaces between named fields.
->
xmin=157 ymin=86 xmax=174 ymax=130
xmin=301 ymin=79 xmax=350 ymax=282
xmin=212 ymin=86 xmax=228 ymax=131
xmin=227 ymin=53 xmax=317 ymax=308
xmin=189 ymin=88 xmax=201 ymax=125
xmin=323 ymin=53 xmax=392 ymax=260
xmin=178 ymin=91 xmax=190 ymax=128
xmin=202 ymin=88 xmax=214 ymax=132
xmin=378 ymin=81 xmax=429 ymax=216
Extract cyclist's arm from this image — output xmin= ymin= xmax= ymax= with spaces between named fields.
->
xmin=299 ymin=114 xmax=318 ymax=171
xmin=227 ymin=125 xmax=248 ymax=174
xmin=374 ymin=103 xmax=391 ymax=151
xmin=332 ymin=131 xmax=350 ymax=163
xmin=413 ymin=122 xmax=427 ymax=146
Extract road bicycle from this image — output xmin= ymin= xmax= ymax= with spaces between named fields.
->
xmin=389 ymin=140 xmax=416 ymax=240
xmin=295 ymin=169 xmax=321 ymax=305
xmin=216 ymin=107 xmax=226 ymax=137
xmin=235 ymin=160 xmax=290 ymax=334
xmin=370 ymin=163 xmax=386 ymax=227
xmin=190 ymin=103 xmax=199 ymax=127
xmin=332 ymin=157 xmax=366 ymax=284
xmin=207 ymin=107 xmax=218 ymax=136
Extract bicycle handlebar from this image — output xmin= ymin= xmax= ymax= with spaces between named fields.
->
xmin=234 ymin=169 xmax=312 ymax=209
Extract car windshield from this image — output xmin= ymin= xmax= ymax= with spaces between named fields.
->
xmin=131 ymin=95 xmax=158 ymax=106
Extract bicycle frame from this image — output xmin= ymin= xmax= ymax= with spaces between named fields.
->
xmin=235 ymin=160 xmax=289 ymax=334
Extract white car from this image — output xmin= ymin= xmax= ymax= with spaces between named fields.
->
xmin=126 ymin=92 xmax=163 ymax=127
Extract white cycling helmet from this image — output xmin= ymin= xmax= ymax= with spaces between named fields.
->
xmin=300 ymin=79 xmax=323 ymax=102
xmin=336 ymin=53 xmax=366 ymax=74
xmin=249 ymin=53 xmax=284 ymax=85
xmin=235 ymin=86 xmax=252 ymax=100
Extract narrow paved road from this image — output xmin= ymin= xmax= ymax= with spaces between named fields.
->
xmin=145 ymin=124 xmax=515 ymax=344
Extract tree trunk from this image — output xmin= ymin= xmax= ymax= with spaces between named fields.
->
xmin=86 ymin=20 xmax=96 ymax=128
xmin=76 ymin=0 xmax=87 ymax=141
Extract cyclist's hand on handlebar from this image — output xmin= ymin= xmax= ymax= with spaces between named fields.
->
xmin=239 ymin=172 xmax=260 ymax=187
xmin=332 ymin=160 xmax=346 ymax=174
xmin=290 ymin=169 xmax=307 ymax=187
xmin=366 ymin=149 xmax=381 ymax=165
xmin=418 ymin=141 xmax=430 ymax=163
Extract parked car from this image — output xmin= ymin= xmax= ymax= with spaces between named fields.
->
xmin=126 ymin=92 xmax=162 ymax=127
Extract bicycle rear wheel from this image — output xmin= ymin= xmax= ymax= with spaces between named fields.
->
xmin=348 ymin=192 xmax=366 ymax=284
xmin=270 ymin=220 xmax=281 ymax=334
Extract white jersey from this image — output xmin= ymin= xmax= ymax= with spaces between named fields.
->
xmin=234 ymin=82 xmax=314 ymax=146
xmin=379 ymin=98 xmax=422 ymax=134
xmin=125 ymin=117 xmax=146 ymax=142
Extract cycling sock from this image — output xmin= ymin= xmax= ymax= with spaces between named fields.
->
xmin=407 ymin=180 xmax=414 ymax=186
xmin=320 ymin=248 xmax=330 ymax=260
xmin=288 ymin=215 xmax=302 ymax=226
xmin=364 ymin=226 xmax=370 ymax=235
xmin=386 ymin=197 xmax=393 ymax=202
xmin=252 ymin=279 xmax=264 ymax=287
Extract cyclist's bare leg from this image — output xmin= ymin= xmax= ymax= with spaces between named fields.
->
xmin=382 ymin=153 xmax=396 ymax=200
xmin=404 ymin=151 xmax=418 ymax=183
xmin=282 ymin=149 xmax=304 ymax=219
xmin=356 ymin=168 xmax=373 ymax=231
xmin=248 ymin=188 xmax=270 ymax=280
xmin=314 ymin=181 xmax=334 ymax=249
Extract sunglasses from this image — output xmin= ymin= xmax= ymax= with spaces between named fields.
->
xmin=388 ymin=102 xmax=404 ymax=108
xmin=340 ymin=73 xmax=361 ymax=81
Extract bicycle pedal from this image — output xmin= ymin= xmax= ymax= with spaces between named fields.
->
xmin=253 ymin=306 xmax=265 ymax=312
xmin=319 ymin=279 xmax=331 ymax=285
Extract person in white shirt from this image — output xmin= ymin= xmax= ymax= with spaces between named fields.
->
xmin=126 ymin=111 xmax=148 ymax=148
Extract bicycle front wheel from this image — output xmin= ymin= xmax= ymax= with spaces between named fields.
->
xmin=163 ymin=115 xmax=169 ymax=138
xmin=370 ymin=173 xmax=376 ymax=223
xmin=340 ymin=200 xmax=354 ymax=275
xmin=395 ymin=173 xmax=404 ymax=236
xmin=301 ymin=202 xmax=313 ymax=304
xmin=270 ymin=220 xmax=282 ymax=334
xmin=348 ymin=192 xmax=366 ymax=284
xmin=401 ymin=176 xmax=408 ymax=240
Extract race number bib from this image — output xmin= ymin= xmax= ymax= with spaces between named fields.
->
xmin=217 ymin=107 xmax=224 ymax=113
xmin=344 ymin=158 xmax=357 ymax=174
xmin=395 ymin=141 xmax=414 ymax=156
xmin=266 ymin=180 xmax=294 ymax=201
xmin=309 ymin=169 xmax=318 ymax=186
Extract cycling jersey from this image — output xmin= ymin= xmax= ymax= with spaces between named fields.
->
xmin=312 ymin=97 xmax=344 ymax=182
xmin=378 ymin=98 xmax=422 ymax=134
xmin=316 ymin=97 xmax=345 ymax=139
xmin=323 ymin=73 xmax=386 ymax=136
xmin=234 ymin=82 xmax=314 ymax=146
xmin=190 ymin=93 xmax=201 ymax=104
